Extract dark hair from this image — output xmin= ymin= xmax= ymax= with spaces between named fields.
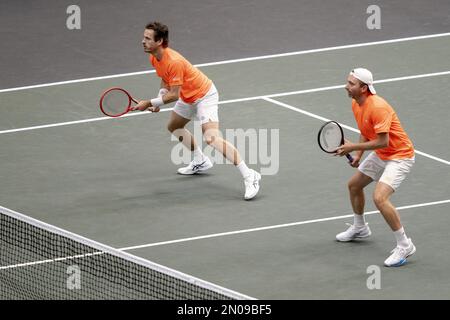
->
xmin=354 ymin=78 xmax=369 ymax=91
xmin=145 ymin=21 xmax=169 ymax=48
xmin=359 ymin=82 xmax=370 ymax=93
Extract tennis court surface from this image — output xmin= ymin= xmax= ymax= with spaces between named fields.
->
xmin=1 ymin=1 xmax=450 ymax=300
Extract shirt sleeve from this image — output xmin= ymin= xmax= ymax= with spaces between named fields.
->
xmin=166 ymin=60 xmax=184 ymax=86
xmin=371 ymin=107 xmax=392 ymax=134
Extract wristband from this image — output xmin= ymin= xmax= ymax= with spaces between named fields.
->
xmin=150 ymin=96 xmax=164 ymax=107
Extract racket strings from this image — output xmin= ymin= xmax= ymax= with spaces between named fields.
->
xmin=319 ymin=123 xmax=343 ymax=152
xmin=101 ymin=90 xmax=130 ymax=116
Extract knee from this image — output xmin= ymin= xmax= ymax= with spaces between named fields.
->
xmin=167 ymin=125 xmax=186 ymax=143
xmin=348 ymin=180 xmax=362 ymax=194
xmin=167 ymin=123 xmax=176 ymax=133
xmin=168 ymin=122 xmax=184 ymax=134
xmin=373 ymin=192 xmax=387 ymax=208
xmin=204 ymin=135 xmax=216 ymax=145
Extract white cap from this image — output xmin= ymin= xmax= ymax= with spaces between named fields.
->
xmin=350 ymin=68 xmax=376 ymax=94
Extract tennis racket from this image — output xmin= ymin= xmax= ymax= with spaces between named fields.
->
xmin=317 ymin=120 xmax=354 ymax=162
xmin=99 ymin=87 xmax=139 ymax=117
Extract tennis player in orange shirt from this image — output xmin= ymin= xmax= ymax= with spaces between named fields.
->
xmin=335 ymin=68 xmax=416 ymax=267
xmin=132 ymin=22 xmax=261 ymax=200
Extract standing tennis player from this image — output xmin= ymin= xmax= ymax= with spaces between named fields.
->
xmin=132 ymin=21 xmax=261 ymax=200
xmin=335 ymin=68 xmax=416 ymax=267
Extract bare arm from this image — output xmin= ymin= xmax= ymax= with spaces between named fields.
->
xmin=337 ymin=132 xmax=389 ymax=154
xmin=336 ymin=133 xmax=388 ymax=167
xmin=355 ymin=135 xmax=369 ymax=159
xmin=160 ymin=79 xmax=170 ymax=91
xmin=161 ymin=85 xmax=180 ymax=104
xmin=132 ymin=85 xmax=181 ymax=112
xmin=355 ymin=132 xmax=389 ymax=151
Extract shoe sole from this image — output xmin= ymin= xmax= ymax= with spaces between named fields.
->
xmin=336 ymin=230 xmax=372 ymax=242
xmin=384 ymin=244 xmax=416 ymax=267
xmin=177 ymin=163 xmax=213 ymax=175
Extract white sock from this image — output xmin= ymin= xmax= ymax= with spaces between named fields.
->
xmin=236 ymin=161 xmax=251 ymax=178
xmin=394 ymin=227 xmax=409 ymax=248
xmin=193 ymin=147 xmax=204 ymax=163
xmin=354 ymin=214 xmax=366 ymax=227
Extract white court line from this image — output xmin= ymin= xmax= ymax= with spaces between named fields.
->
xmin=263 ymin=97 xmax=450 ymax=166
xmin=2 ymin=199 xmax=449 ymax=270
xmin=0 ymin=108 xmax=173 ymax=135
xmin=220 ymin=70 xmax=450 ymax=104
xmin=1 ymin=70 xmax=450 ymax=136
xmin=120 ymin=199 xmax=450 ymax=251
xmin=1 ymin=32 xmax=450 ymax=93
xmin=0 ymin=205 xmax=255 ymax=300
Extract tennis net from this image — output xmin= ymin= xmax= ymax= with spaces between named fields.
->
xmin=0 ymin=206 xmax=253 ymax=300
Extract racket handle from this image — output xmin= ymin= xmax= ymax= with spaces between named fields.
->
xmin=345 ymin=154 xmax=354 ymax=163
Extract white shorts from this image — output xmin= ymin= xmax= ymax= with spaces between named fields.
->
xmin=358 ymin=151 xmax=415 ymax=191
xmin=173 ymin=83 xmax=219 ymax=125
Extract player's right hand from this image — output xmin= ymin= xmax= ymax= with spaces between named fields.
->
xmin=132 ymin=100 xmax=151 ymax=111
xmin=148 ymin=106 xmax=160 ymax=113
xmin=349 ymin=155 xmax=361 ymax=168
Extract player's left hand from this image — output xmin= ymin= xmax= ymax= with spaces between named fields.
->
xmin=336 ymin=140 xmax=355 ymax=156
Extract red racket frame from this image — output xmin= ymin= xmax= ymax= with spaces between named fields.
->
xmin=99 ymin=87 xmax=138 ymax=117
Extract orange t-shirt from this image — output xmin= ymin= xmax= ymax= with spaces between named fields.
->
xmin=352 ymin=95 xmax=414 ymax=160
xmin=150 ymin=48 xmax=212 ymax=103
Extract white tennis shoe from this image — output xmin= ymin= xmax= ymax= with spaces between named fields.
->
xmin=336 ymin=223 xmax=372 ymax=242
xmin=244 ymin=169 xmax=261 ymax=200
xmin=177 ymin=157 xmax=213 ymax=175
xmin=384 ymin=239 xmax=416 ymax=267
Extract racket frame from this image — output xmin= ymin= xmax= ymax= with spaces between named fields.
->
xmin=317 ymin=120 xmax=354 ymax=162
xmin=99 ymin=87 xmax=138 ymax=117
